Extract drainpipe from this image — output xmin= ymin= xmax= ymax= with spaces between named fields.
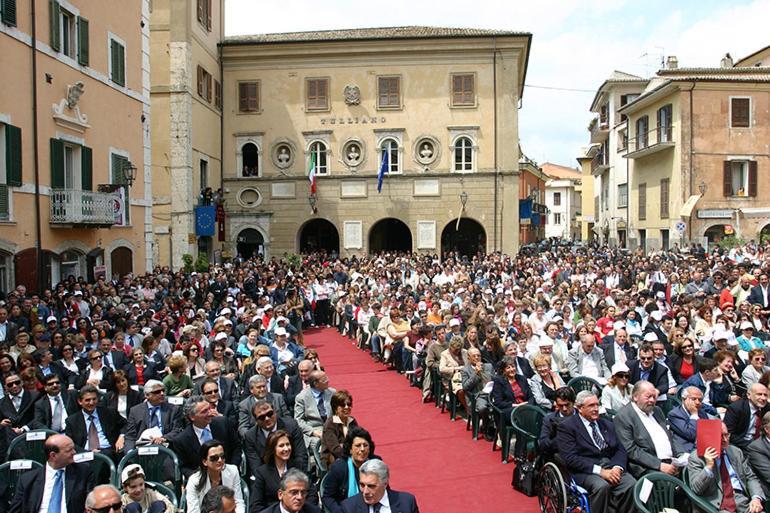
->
xmin=687 ymin=82 xmax=696 ymax=243
xmin=31 ymin=0 xmax=44 ymax=293
xmin=492 ymin=38 xmax=498 ymax=252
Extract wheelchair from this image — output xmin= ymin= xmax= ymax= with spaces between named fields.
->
xmin=537 ymin=459 xmax=591 ymax=513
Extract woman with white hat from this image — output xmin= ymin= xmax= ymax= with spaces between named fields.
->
xmin=601 ymin=362 xmax=633 ymax=414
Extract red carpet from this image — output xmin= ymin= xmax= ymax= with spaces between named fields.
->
xmin=304 ymin=328 xmax=540 ymax=513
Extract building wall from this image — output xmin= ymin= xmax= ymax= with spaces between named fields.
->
xmin=578 ymin=156 xmax=595 ymax=241
xmin=0 ymin=0 xmax=151 ymax=291
xmin=518 ymin=163 xmax=545 ymax=244
xmin=221 ymin=36 xmax=527 ymax=257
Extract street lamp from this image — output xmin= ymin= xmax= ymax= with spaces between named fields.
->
xmin=308 ymin=193 xmax=317 ymax=214
xmin=122 ymin=161 xmax=137 ymax=188
xmin=698 ymin=181 xmax=707 ymax=195
xmin=459 ymin=191 xmax=468 ymax=208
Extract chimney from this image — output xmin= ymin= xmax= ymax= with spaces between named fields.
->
xmin=666 ymin=56 xmax=678 ymax=69
xmin=720 ymin=53 xmax=734 ymax=68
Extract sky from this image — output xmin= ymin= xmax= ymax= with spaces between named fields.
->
xmin=225 ymin=0 xmax=770 ymax=168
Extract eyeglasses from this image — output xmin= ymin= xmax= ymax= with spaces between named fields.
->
xmin=207 ymin=454 xmax=224 ymax=462
xmin=639 ymin=356 xmax=654 ymax=361
xmin=341 ymin=402 xmax=353 ymax=408
xmin=204 ymin=389 xmax=219 ymax=395
xmin=189 ymin=348 xmax=199 ymax=352
xmin=147 ymin=389 xmax=164 ymax=395
xmin=6 ymin=380 xmax=21 ymax=387
xmin=91 ymin=502 xmax=123 ymax=513
xmin=615 ymin=373 xmax=630 ymax=379
xmin=255 ymin=410 xmax=274 ymax=421
xmin=681 ymin=344 xmax=693 ymax=349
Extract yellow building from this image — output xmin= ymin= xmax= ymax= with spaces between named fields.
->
xmin=150 ymin=0 xmax=224 ymax=268
xmin=0 ymin=0 xmax=151 ymax=291
xmin=220 ymin=27 xmax=531 ymax=258
xmin=576 ymin=148 xmax=596 ymax=242
xmin=620 ymin=55 xmax=770 ymax=249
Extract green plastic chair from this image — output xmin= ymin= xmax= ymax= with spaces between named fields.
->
xmin=241 ymin=478 xmax=250 ymax=513
xmin=510 ymin=404 xmax=546 ymax=459
xmin=312 ymin=442 xmax=328 ymax=481
xmin=77 ymin=451 xmax=117 ymax=486
xmin=490 ymin=403 xmax=515 ymax=463
xmin=145 ymin=481 xmax=178 ymax=509
xmin=6 ymin=429 xmax=58 ymax=464
xmin=634 ymin=471 xmax=719 ymax=513
xmin=319 ymin=473 xmax=332 ymax=513
xmin=567 ymin=376 xmax=603 ymax=397
xmin=118 ymin=445 xmax=182 ymax=497
xmin=0 ymin=460 xmax=44 ymax=505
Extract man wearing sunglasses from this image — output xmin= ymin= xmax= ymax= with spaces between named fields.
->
xmin=31 ymin=374 xmax=78 ymax=433
xmin=124 ymin=380 xmax=185 ymax=451
xmin=242 ymin=399 xmax=306 ymax=480
xmin=9 ymin=434 xmax=94 ymax=513
xmin=0 ymin=371 xmax=39 ymax=433
xmin=85 ymin=485 xmax=123 ymax=513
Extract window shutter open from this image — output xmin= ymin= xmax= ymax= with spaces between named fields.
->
xmin=206 ymin=0 xmax=212 ymax=30
xmin=77 ymin=16 xmax=89 ymax=66
xmin=749 ymin=161 xmax=758 ymax=197
xmin=197 ymin=0 xmax=204 ymax=23
xmin=49 ymin=0 xmax=60 ymax=51
xmin=81 ymin=145 xmax=92 ymax=191
xmin=1 ymin=0 xmax=17 ymax=26
xmin=118 ymin=43 xmax=126 ymax=86
xmin=197 ymin=66 xmax=203 ymax=97
xmin=5 ymin=124 xmax=21 ymax=186
xmin=50 ymin=139 xmax=64 ymax=188
xmin=723 ymin=161 xmax=732 ymax=196
xmin=206 ymin=73 xmax=212 ymax=102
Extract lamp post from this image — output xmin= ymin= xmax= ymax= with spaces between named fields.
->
xmin=122 ymin=161 xmax=137 ymax=188
xmin=459 ymin=191 xmax=468 ymax=209
xmin=308 ymin=193 xmax=317 ymax=214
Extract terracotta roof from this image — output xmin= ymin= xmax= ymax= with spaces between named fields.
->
xmin=735 ymin=44 xmax=770 ymax=67
xmin=223 ymin=26 xmax=530 ymax=45
xmin=659 ymin=66 xmax=770 ymax=76
xmin=605 ymin=70 xmax=646 ymax=82
xmin=542 ymin=162 xmax=582 ymax=180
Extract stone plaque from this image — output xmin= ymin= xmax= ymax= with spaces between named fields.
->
xmin=340 ymin=181 xmax=367 ymax=198
xmin=271 ymin=182 xmax=296 ymax=198
xmin=414 ymin=179 xmax=440 ymax=196
xmin=344 ymin=221 xmax=363 ymax=249
xmin=416 ymin=221 xmax=436 ymax=249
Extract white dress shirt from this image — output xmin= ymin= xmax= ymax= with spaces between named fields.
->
xmin=48 ymin=394 xmax=67 ymax=431
xmin=632 ymin=404 xmax=673 ymax=459
xmin=371 ymin=492 xmax=391 ymax=513
xmin=38 ymin=464 xmax=67 ymax=513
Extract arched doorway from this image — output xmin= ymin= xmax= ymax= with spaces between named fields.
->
xmin=760 ymin=223 xmax=770 ymax=244
xmin=237 ymin=229 xmax=264 ymax=259
xmin=441 ymin=218 xmax=486 ymax=257
xmin=298 ymin=219 xmax=339 ymax=255
xmin=704 ymin=224 xmax=728 ymax=244
xmin=369 ymin=218 xmax=412 ymax=253
xmin=111 ymin=247 xmax=133 ymax=279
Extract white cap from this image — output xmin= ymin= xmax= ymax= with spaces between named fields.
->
xmin=449 ymin=318 xmax=461 ymax=328
xmin=484 ymin=288 xmax=493 ymax=295
xmin=73 ymin=290 xmax=83 ymax=296
xmin=552 ymin=316 xmax=564 ymax=322
xmin=276 ymin=316 xmax=289 ymax=323
xmin=613 ymin=321 xmax=626 ymax=331
xmin=121 ymin=463 xmax=145 ymax=485
xmin=656 ymin=291 xmax=666 ymax=299
xmin=274 ymin=327 xmax=288 ymax=337
xmin=643 ymin=332 xmax=659 ymax=342
xmin=264 ymin=304 xmax=273 ymax=311
xmin=537 ymin=337 xmax=554 ymax=348
xmin=46 ymin=316 xmax=58 ymax=323
xmin=131 ymin=303 xmax=139 ymax=309
xmin=215 ymin=332 xmax=228 ymax=341
xmin=611 ymin=362 xmax=630 ymax=376
xmin=456 ymin=288 xmax=466 ymax=294
xmin=220 ymin=307 xmax=232 ymax=315
xmin=740 ymin=321 xmax=754 ymax=331
xmin=226 ymin=296 xmax=235 ymax=303
xmin=650 ymin=311 xmax=663 ymax=321
xmin=712 ymin=328 xmax=731 ymax=341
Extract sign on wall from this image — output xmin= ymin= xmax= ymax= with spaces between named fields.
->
xmin=343 ymin=221 xmax=363 ymax=249
xmin=416 ymin=221 xmax=436 ymax=249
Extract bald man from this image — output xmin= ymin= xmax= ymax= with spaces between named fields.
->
xmin=725 ymin=383 xmax=770 ymax=451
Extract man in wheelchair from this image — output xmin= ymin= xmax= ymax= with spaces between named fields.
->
xmin=556 ymin=391 xmax=636 ymax=513
xmin=539 ymin=387 xmax=576 ymax=457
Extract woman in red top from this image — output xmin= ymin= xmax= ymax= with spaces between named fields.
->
xmin=668 ymin=328 xmax=700 ymax=384
xmin=490 ymin=356 xmax=533 ymax=428
xmin=595 ymin=306 xmax=617 ymax=338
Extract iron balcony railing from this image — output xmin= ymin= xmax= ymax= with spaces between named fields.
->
xmin=50 ymin=189 xmax=118 ymax=225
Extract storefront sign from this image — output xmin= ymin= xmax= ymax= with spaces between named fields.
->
xmin=696 ymin=209 xmax=733 ymax=219
xmin=320 ymin=116 xmax=386 ymax=125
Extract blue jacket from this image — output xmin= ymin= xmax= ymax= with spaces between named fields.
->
xmin=666 ymin=404 xmax=709 ymax=454
xmin=679 ymin=373 xmax=731 ymax=412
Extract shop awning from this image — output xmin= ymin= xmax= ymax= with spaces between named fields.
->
xmin=740 ymin=207 xmax=770 ymax=217
xmin=680 ymin=194 xmax=702 ymax=217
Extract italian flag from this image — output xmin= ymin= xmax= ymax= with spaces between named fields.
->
xmin=307 ymin=151 xmax=317 ymax=194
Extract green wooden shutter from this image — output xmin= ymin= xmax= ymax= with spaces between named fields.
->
xmin=80 ymin=145 xmax=92 ymax=191
xmin=5 ymin=124 xmax=21 ymax=186
xmin=50 ymin=138 xmax=64 ymax=188
xmin=77 ymin=16 xmax=89 ymax=66
xmin=1 ymin=0 xmax=17 ymax=27
xmin=110 ymin=40 xmax=125 ymax=86
xmin=111 ymin=154 xmax=128 ymax=184
xmin=110 ymin=40 xmax=118 ymax=83
xmin=119 ymin=43 xmax=126 ymax=86
xmin=49 ymin=0 xmax=60 ymax=51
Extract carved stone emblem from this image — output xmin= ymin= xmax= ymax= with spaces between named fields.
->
xmin=52 ymin=81 xmax=90 ymax=132
xmin=343 ymin=85 xmax=360 ymax=105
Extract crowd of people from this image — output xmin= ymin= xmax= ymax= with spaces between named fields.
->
xmin=1 ymin=239 xmax=770 ymax=512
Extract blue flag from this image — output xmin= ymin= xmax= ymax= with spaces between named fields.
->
xmin=377 ymin=150 xmax=389 ymax=193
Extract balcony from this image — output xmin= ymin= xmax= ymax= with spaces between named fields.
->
xmin=50 ymin=189 xmax=118 ymax=226
xmin=625 ymin=124 xmax=675 ymax=159
xmin=589 ymin=115 xmax=610 ymax=143
xmin=591 ymin=150 xmax=610 ymax=176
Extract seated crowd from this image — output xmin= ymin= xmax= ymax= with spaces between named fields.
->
xmin=1 ymin=240 xmax=770 ymax=512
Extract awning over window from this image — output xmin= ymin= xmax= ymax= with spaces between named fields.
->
xmin=680 ymin=194 xmax=702 ymax=217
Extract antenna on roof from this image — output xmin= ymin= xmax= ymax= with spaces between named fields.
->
xmin=639 ymin=47 xmax=665 ymax=77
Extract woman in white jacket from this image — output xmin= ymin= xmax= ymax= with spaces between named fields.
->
xmin=186 ymin=440 xmax=245 ymax=513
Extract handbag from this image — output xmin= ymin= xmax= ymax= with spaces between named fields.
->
xmin=511 ymin=456 xmax=538 ymax=496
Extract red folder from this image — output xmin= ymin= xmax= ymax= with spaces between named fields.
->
xmin=696 ymin=419 xmax=722 ymax=457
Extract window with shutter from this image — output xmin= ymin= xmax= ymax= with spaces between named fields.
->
xmin=206 ymin=0 xmax=212 ymax=30
xmin=377 ymin=77 xmax=401 ymax=109
xmin=748 ymin=161 xmax=758 ymax=197
xmin=50 ymin=139 xmax=64 ymax=189
xmin=2 ymin=0 xmax=17 ymax=26
xmin=451 ymin=74 xmax=475 ymax=107
xmin=638 ymin=183 xmax=646 ymax=220
xmin=4 ymin=124 xmax=21 ymax=186
xmin=197 ymin=0 xmax=204 ymax=24
xmin=111 ymin=153 xmax=130 ymax=224
xmin=238 ymin=82 xmax=259 ymax=112
xmin=306 ymin=78 xmax=329 ymax=111
xmin=110 ymin=39 xmax=126 ymax=86
xmin=197 ymin=67 xmax=204 ymax=97
xmin=660 ymin=179 xmax=669 ymax=218
xmin=80 ymin=145 xmax=92 ymax=191
xmin=49 ymin=0 xmax=60 ymax=51
xmin=731 ymin=97 xmax=751 ymax=128
xmin=214 ymin=80 xmax=222 ymax=110
xmin=77 ymin=17 xmax=89 ymax=66
xmin=197 ymin=66 xmax=211 ymax=102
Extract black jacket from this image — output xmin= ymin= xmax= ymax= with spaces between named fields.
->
xmin=243 ymin=416 xmax=307 ymax=479
xmin=64 ymin=406 xmax=126 ymax=451
xmin=9 ymin=462 xmax=93 ymax=513
xmin=169 ymin=416 xmax=241 ymax=477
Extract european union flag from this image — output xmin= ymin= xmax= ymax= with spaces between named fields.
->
xmin=195 ymin=206 xmax=216 ymax=236
xmin=377 ymin=150 xmax=389 ymax=193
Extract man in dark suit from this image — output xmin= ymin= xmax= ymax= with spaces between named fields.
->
xmin=31 ymin=374 xmax=78 ymax=432
xmin=201 ymin=486 xmax=238 ymax=513
xmin=341 ymin=459 xmax=418 ymax=513
xmin=98 ymin=338 xmax=128 ymax=371
xmin=238 ymin=374 xmax=289 ymax=437
xmin=627 ymin=344 xmax=670 ymax=398
xmin=539 ymin=386 xmax=576 ymax=456
xmin=602 ymin=328 xmax=636 ymax=370
xmin=243 ymin=399 xmax=306 ymax=479
xmin=257 ymin=469 xmax=321 ymax=513
xmin=285 ymin=360 xmax=313 ymax=410
xmin=0 ymin=307 xmax=19 ymax=345
xmin=748 ymin=274 xmax=770 ymax=315
xmin=9 ymin=434 xmax=94 ymax=513
xmin=170 ymin=395 xmax=241 ymax=477
xmin=557 ymin=390 xmax=636 ymax=513
xmin=201 ymin=378 xmax=237 ymax=428
xmin=194 ymin=361 xmax=238 ymax=402
xmin=747 ymin=412 xmax=770 ymax=496
xmin=667 ymin=386 xmax=709 ymax=454
xmin=614 ymin=381 xmax=678 ymax=478
xmin=124 ymin=379 xmax=185 ymax=451
xmin=724 ymin=383 xmax=769 ymax=451
xmin=64 ymin=385 xmax=125 ymax=461
xmin=0 ymin=372 xmax=39 ymax=432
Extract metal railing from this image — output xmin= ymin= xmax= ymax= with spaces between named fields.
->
xmin=627 ymin=124 xmax=674 ymax=153
xmin=50 ymin=189 xmax=117 ymax=225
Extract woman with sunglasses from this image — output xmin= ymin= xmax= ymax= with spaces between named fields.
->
xmin=601 ymin=362 xmax=633 ymax=414
xmin=321 ymin=390 xmax=358 ymax=464
xmin=184 ymin=344 xmax=206 ymax=382
xmin=251 ymin=430 xmax=319 ymax=513
xmin=75 ymin=349 xmax=113 ymax=390
xmin=741 ymin=348 xmax=770 ymax=388
xmin=669 ymin=329 xmax=701 ymax=384
xmin=185 ymin=440 xmax=245 ymax=513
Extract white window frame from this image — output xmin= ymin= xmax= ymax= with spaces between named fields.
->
xmin=729 ymin=160 xmax=750 ymax=197
xmin=729 ymin=96 xmax=752 ymax=129
xmin=235 ymin=134 xmax=263 ymax=178
xmin=308 ymin=140 xmax=329 ymax=177
xmin=377 ymin=137 xmax=402 ymax=175
xmin=199 ymin=156 xmax=209 ymax=190
xmin=62 ymin=142 xmax=81 ymax=189
xmin=617 ymin=183 xmax=628 ymax=208
xmin=107 ymin=32 xmax=127 ymax=87
xmin=60 ymin=8 xmax=77 ymax=59
xmin=452 ymin=135 xmax=476 ymax=173
xmin=554 ymin=213 xmax=562 ymax=225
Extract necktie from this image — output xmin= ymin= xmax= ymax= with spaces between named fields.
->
xmin=370 ymin=504 xmax=381 ymax=513
xmin=13 ymin=395 xmax=21 ymax=412
xmin=590 ymin=421 xmax=607 ymax=451
xmin=88 ymin=414 xmax=100 ymax=451
xmin=317 ymin=395 xmax=327 ymax=421
xmin=200 ymin=426 xmax=212 ymax=444
xmin=149 ymin=407 xmax=160 ymax=429
xmin=755 ymin=412 xmax=762 ymax=439
xmin=47 ymin=469 xmax=64 ymax=513
xmin=52 ymin=397 xmax=63 ymax=432
xmin=719 ymin=458 xmax=737 ymax=512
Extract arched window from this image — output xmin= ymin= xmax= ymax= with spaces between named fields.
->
xmin=454 ymin=136 xmax=474 ymax=172
xmin=379 ymin=138 xmax=400 ymax=174
xmin=242 ymin=143 xmax=260 ymax=177
xmin=309 ymin=141 xmax=328 ymax=176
